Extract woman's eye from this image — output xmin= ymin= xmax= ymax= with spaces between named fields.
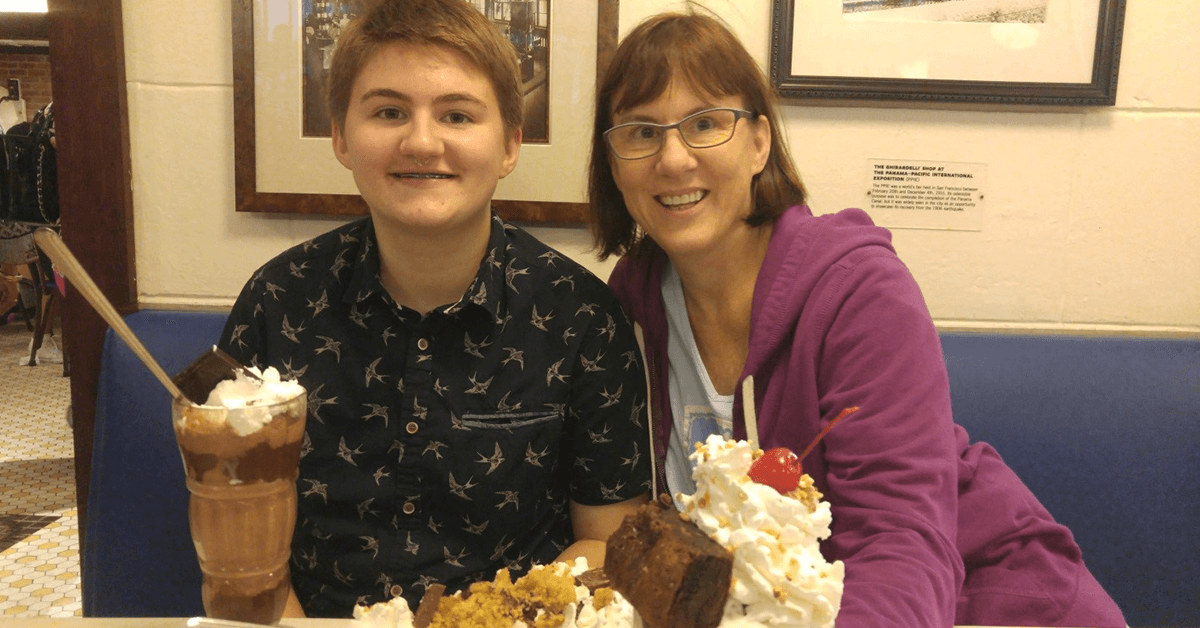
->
xmin=445 ymin=112 xmax=472 ymax=124
xmin=634 ymin=125 xmax=658 ymax=140
xmin=692 ymin=117 xmax=716 ymax=131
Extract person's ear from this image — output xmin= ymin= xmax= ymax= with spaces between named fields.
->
xmin=751 ymin=114 xmax=771 ymax=177
xmin=499 ymin=127 xmax=522 ymax=179
xmin=332 ymin=120 xmax=352 ymax=170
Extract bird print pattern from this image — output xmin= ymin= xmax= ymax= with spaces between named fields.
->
xmin=220 ymin=215 xmax=649 ymax=618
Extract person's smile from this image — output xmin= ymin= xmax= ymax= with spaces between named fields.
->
xmin=656 ymin=189 xmax=708 ymax=210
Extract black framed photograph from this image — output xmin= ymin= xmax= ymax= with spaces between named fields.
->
xmin=769 ymin=0 xmax=1127 ymax=106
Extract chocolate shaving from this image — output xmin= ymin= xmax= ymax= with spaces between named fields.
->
xmin=413 ymin=582 xmax=445 ymax=628
xmin=576 ymin=567 xmax=611 ymax=593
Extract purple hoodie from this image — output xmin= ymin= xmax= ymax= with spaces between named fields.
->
xmin=609 ymin=204 xmax=1125 ymax=627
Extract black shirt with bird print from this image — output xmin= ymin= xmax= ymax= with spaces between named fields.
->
xmin=219 ymin=214 xmax=651 ymax=617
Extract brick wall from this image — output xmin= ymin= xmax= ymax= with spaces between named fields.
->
xmin=0 ymin=51 xmax=53 ymax=123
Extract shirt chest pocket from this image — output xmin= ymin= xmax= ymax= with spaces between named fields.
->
xmin=428 ymin=410 xmax=565 ymax=514
xmin=461 ymin=411 xmax=560 ymax=430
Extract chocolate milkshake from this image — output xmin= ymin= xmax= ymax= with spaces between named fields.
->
xmin=172 ymin=367 xmax=306 ymax=625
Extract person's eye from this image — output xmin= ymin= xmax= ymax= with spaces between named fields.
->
xmin=691 ymin=116 xmax=717 ymax=132
xmin=633 ymin=125 xmax=660 ymax=140
xmin=375 ymin=107 xmax=405 ymax=121
xmin=444 ymin=111 xmax=473 ymax=125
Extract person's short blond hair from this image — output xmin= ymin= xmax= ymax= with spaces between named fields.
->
xmin=327 ymin=0 xmax=523 ymax=138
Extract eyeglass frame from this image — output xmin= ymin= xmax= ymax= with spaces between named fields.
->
xmin=603 ymin=107 xmax=757 ymax=160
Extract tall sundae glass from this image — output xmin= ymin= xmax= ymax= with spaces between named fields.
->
xmin=171 ymin=367 xmax=306 ymax=625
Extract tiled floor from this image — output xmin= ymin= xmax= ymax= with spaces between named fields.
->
xmin=0 ymin=321 xmax=80 ymax=617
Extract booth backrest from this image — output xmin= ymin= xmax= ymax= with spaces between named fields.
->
xmin=941 ymin=332 xmax=1199 ymax=628
xmin=83 ymin=310 xmax=224 ymax=617
xmin=84 ymin=311 xmax=1198 ymax=625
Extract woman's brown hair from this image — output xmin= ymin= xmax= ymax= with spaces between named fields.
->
xmin=326 ymin=0 xmax=523 ymax=138
xmin=588 ymin=11 xmax=806 ymax=260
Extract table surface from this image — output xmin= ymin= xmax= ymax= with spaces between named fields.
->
xmin=0 ymin=620 xmax=1088 ymax=628
xmin=0 ymin=619 xmax=352 ymax=624
xmin=0 ymin=620 xmax=353 ymax=628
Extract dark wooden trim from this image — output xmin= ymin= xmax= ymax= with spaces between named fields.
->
xmin=46 ymin=0 xmax=136 ymax=566
xmin=0 ymin=12 xmax=49 ymax=41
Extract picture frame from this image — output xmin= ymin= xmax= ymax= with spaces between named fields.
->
xmin=769 ymin=0 xmax=1126 ymax=106
xmin=233 ymin=0 xmax=619 ymax=222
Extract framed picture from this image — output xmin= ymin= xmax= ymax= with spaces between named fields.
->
xmin=233 ymin=0 xmax=619 ymax=222
xmin=769 ymin=0 xmax=1126 ymax=106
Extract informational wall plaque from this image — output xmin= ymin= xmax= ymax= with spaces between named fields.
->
xmin=866 ymin=159 xmax=986 ymax=231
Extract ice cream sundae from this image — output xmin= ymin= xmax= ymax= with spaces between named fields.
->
xmin=172 ymin=365 xmax=307 ymax=624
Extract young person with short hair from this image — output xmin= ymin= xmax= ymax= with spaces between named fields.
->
xmin=221 ymin=0 xmax=650 ymax=617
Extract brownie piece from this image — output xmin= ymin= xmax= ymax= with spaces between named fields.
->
xmin=604 ymin=494 xmax=733 ymax=628
xmin=413 ymin=583 xmax=445 ymax=628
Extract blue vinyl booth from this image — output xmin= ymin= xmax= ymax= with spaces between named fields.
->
xmin=83 ymin=311 xmax=220 ymax=617
xmin=83 ymin=310 xmax=1200 ymax=626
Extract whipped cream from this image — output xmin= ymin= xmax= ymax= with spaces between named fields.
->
xmin=201 ymin=366 xmax=304 ymax=436
xmin=352 ymin=558 xmax=639 ymax=628
xmin=676 ymin=436 xmax=844 ymax=628
xmin=353 ymin=594 xmax=414 ymax=628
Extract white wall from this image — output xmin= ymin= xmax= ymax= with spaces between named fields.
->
xmin=124 ymin=0 xmax=1200 ymax=335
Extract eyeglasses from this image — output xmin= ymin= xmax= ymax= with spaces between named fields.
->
xmin=604 ymin=107 xmax=756 ymax=160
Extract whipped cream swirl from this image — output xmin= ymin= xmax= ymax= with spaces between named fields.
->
xmin=202 ymin=365 xmax=304 ymax=436
xmin=676 ymin=435 xmax=844 ymax=628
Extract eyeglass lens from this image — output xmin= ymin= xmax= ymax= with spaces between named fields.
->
xmin=607 ymin=109 xmax=742 ymax=159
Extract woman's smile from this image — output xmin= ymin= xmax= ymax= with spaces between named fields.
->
xmin=657 ymin=190 xmax=707 ymax=209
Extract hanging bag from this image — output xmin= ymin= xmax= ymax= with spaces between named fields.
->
xmin=1 ymin=102 xmax=57 ymax=224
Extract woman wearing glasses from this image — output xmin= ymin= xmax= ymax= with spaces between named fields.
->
xmin=588 ymin=11 xmax=1125 ymax=628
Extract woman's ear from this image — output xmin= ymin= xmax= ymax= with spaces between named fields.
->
xmin=751 ymin=114 xmax=771 ymax=176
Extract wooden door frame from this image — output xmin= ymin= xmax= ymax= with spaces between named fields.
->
xmin=46 ymin=0 xmax=136 ymax=558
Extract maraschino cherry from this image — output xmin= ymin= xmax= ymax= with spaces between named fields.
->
xmin=748 ymin=406 xmax=859 ymax=493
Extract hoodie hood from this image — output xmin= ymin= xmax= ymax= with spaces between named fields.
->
xmin=745 ymin=205 xmax=896 ymax=377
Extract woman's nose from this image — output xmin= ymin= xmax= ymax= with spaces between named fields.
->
xmin=656 ymin=128 xmax=696 ymax=173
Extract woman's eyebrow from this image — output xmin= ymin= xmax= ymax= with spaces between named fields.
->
xmin=613 ymin=104 xmax=718 ymax=125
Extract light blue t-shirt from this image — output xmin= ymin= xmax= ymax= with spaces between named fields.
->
xmin=661 ymin=263 xmax=734 ymax=498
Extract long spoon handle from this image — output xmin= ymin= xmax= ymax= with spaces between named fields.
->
xmin=633 ymin=323 xmax=657 ymax=499
xmin=33 ymin=227 xmax=185 ymax=401
xmin=742 ymin=375 xmax=759 ymax=450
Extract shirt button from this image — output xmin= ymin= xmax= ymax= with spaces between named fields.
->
xmin=417 ymin=338 xmax=429 ymax=351
xmin=402 ymin=502 xmax=416 ymax=515
xmin=390 ymin=584 xmax=403 ymax=597
xmin=406 ymin=421 xmax=419 ymax=434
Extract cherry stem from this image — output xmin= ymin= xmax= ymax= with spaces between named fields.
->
xmin=797 ymin=406 xmax=859 ymax=463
